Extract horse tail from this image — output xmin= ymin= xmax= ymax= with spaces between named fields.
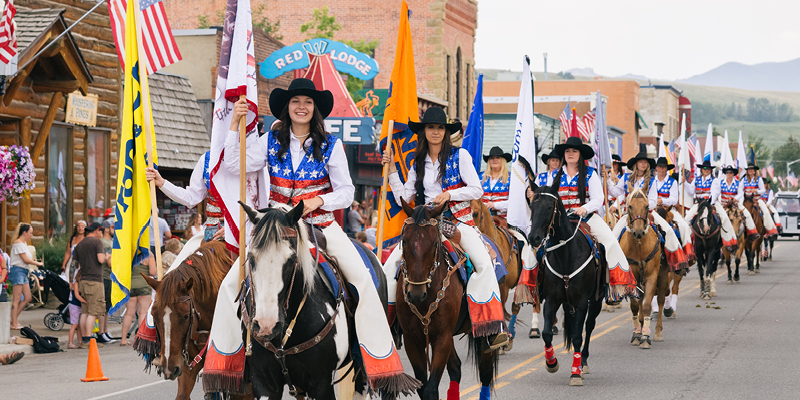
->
xmin=467 ymin=334 xmax=499 ymax=386
xmin=561 ymin=306 xmax=574 ymax=353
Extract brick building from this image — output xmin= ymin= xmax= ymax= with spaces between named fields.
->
xmin=163 ymin=0 xmax=478 ymax=121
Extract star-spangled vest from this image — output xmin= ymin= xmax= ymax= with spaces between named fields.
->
xmin=557 ymin=166 xmax=596 ymax=211
xmin=202 ymin=151 xmax=223 ymax=224
xmin=622 ymin=173 xmax=654 ymax=196
xmin=266 ymin=131 xmax=337 ymax=227
xmin=654 ymin=176 xmax=675 ymax=199
xmin=742 ymin=176 xmax=761 ymax=198
xmin=762 ymin=189 xmax=772 ymax=203
xmin=695 ymin=175 xmax=714 ymax=202
xmin=480 ymin=171 xmax=510 ymax=216
xmin=537 ymin=170 xmax=557 ymax=187
xmin=719 ymin=179 xmax=739 ymax=205
xmin=441 ymin=147 xmax=475 ymax=226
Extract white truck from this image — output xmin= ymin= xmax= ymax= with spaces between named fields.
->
xmin=775 ymin=191 xmax=800 ymax=239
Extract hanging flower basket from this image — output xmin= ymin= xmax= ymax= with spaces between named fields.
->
xmin=0 ymin=145 xmax=36 ymax=205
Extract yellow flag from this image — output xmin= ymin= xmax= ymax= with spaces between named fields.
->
xmin=110 ymin=3 xmax=157 ymax=314
xmin=378 ymin=0 xmax=419 ymax=248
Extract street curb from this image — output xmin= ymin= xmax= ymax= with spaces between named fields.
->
xmin=0 ymin=343 xmax=35 ymax=356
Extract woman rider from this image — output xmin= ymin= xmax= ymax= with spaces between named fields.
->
xmin=382 ymin=107 xmax=509 ymax=351
xmin=650 ymin=157 xmax=695 ymax=261
xmin=683 ymin=160 xmax=740 ymax=250
xmin=762 ymin=178 xmax=782 ymax=232
xmin=608 ymin=154 xmax=625 ymax=210
xmin=537 ymin=149 xmax=561 ymax=187
xmin=224 ymin=78 xmax=415 ymax=393
xmin=553 ymin=137 xmax=635 ymax=300
xmin=480 ymin=146 xmax=512 ymax=218
xmin=742 ymin=163 xmax=779 ymax=236
xmin=608 ymin=152 xmax=689 ymax=272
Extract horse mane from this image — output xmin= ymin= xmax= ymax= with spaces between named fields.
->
xmin=158 ymin=241 xmax=230 ymax=304
xmin=410 ymin=204 xmax=430 ymax=224
xmin=629 ymin=186 xmax=648 ymax=201
xmin=250 ymin=204 xmax=316 ymax=294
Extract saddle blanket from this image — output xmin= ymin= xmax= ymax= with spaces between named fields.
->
xmin=396 ymin=238 xmax=507 ymax=285
xmin=311 ymin=240 xmax=380 ymax=300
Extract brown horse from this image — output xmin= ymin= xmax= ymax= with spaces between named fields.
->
xmin=619 ymin=188 xmax=669 ymax=348
xmin=743 ymin=196 xmax=764 ymax=275
xmin=143 ymin=241 xmax=249 ymax=400
xmin=722 ymin=203 xmax=745 ymax=285
xmin=470 ymin=200 xmax=522 ymax=351
xmin=398 ymin=199 xmax=498 ymax=400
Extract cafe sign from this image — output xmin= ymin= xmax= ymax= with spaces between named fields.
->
xmin=65 ymin=92 xmax=98 ymax=127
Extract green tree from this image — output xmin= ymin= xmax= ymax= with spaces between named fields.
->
xmin=253 ymin=3 xmax=282 ymax=40
xmin=771 ymin=135 xmax=800 ymax=177
xmin=299 ymin=7 xmax=378 ymax=103
xmin=197 ymin=14 xmax=211 ymax=29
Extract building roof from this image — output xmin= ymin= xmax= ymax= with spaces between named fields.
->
xmin=16 ymin=7 xmax=65 ymax=53
xmin=640 ymin=84 xmax=681 ymax=96
xmin=149 ymin=73 xmax=211 ymax=170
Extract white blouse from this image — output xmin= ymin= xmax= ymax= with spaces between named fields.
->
xmin=389 ymin=148 xmax=483 ymax=204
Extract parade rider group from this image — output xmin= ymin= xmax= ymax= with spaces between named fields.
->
xmin=143 ymin=77 xmax=779 ymax=397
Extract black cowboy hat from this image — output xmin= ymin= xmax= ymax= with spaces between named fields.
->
xmin=626 ymin=151 xmax=656 ymax=170
xmin=763 ymin=177 xmax=772 ymax=185
xmin=721 ymin=165 xmax=738 ymax=174
xmin=746 ymin=162 xmax=760 ymax=170
xmin=554 ymin=136 xmax=594 ymax=160
xmin=268 ymin=78 xmax=335 ymax=119
xmin=612 ymin=154 xmax=625 ymax=164
xmin=654 ymin=157 xmax=674 ymax=170
xmin=696 ymin=160 xmax=715 ymax=170
xmin=540 ymin=149 xmax=560 ymax=164
xmin=408 ymin=107 xmax=461 ymax=134
xmin=483 ymin=146 xmax=512 ymax=162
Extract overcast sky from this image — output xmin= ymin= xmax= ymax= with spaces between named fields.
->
xmin=474 ymin=0 xmax=800 ymax=80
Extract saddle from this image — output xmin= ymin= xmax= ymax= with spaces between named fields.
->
xmin=492 ymin=215 xmax=508 ymax=229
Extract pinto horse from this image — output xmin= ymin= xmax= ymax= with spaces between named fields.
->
xmin=470 ymin=200 xmax=523 ymax=351
xmin=528 ymin=182 xmax=606 ymax=386
xmin=743 ymin=196 xmax=765 ymax=275
xmin=238 ymin=201 xmax=394 ymax=400
xmin=142 ymin=241 xmax=246 ymax=400
xmin=722 ymin=203 xmax=745 ymax=284
xmin=691 ymin=200 xmax=722 ymax=300
xmin=396 ymin=199 xmax=499 ymax=400
xmin=619 ymin=188 xmax=669 ymax=348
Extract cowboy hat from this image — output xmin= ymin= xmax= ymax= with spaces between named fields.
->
xmin=721 ymin=165 xmax=738 ymax=174
xmin=763 ymin=177 xmax=772 ymax=185
xmin=696 ymin=160 xmax=715 ymax=170
xmin=408 ymin=107 xmax=461 ymax=134
xmin=268 ymin=78 xmax=335 ymax=119
xmin=746 ymin=162 xmax=760 ymax=170
xmin=654 ymin=157 xmax=674 ymax=170
xmin=626 ymin=151 xmax=656 ymax=170
xmin=612 ymin=154 xmax=625 ymax=164
xmin=540 ymin=149 xmax=560 ymax=164
xmin=554 ymin=136 xmax=594 ymax=160
xmin=483 ymin=146 xmax=512 ymax=162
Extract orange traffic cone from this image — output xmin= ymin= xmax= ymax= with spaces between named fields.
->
xmin=81 ymin=338 xmax=109 ymax=382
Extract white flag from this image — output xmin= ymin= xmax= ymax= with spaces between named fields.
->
xmin=722 ymin=130 xmax=734 ymax=167
xmin=508 ymin=56 xmax=536 ymax=234
xmin=208 ymin=0 xmax=266 ymax=251
xmin=677 ymin=114 xmax=688 ymax=207
xmin=704 ymin=123 xmax=714 ymax=163
xmin=658 ymin=132 xmax=666 ymax=159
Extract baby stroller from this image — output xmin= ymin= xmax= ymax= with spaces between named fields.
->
xmin=42 ymin=270 xmax=72 ymax=331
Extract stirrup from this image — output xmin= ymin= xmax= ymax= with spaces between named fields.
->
xmin=485 ymin=332 xmax=509 ymax=353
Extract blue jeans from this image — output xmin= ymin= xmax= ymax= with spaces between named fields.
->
xmin=8 ymin=266 xmax=28 ymax=286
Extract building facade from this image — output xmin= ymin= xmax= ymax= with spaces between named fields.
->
xmin=639 ymin=85 xmax=681 ymax=147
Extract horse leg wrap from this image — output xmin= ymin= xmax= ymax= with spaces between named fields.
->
xmin=632 ymin=315 xmax=641 ymax=331
xmin=642 ymin=316 xmax=652 ymax=336
xmin=509 ymin=314 xmax=517 ymax=339
xmin=545 ymin=346 xmax=556 ymax=363
xmin=571 ymin=352 xmax=582 ymax=375
xmin=479 ymin=385 xmax=491 ymax=400
xmin=671 ymin=294 xmax=678 ymax=313
xmin=447 ymin=381 xmax=460 ymax=400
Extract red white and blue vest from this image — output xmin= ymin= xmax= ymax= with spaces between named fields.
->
xmin=762 ymin=189 xmax=772 ymax=203
xmin=654 ymin=176 xmax=675 ymax=199
xmin=742 ymin=176 xmax=761 ymax=198
xmin=719 ymin=179 xmax=739 ymax=205
xmin=537 ymin=170 xmax=558 ymax=187
xmin=266 ymin=131 xmax=337 ymax=227
xmin=202 ymin=151 xmax=223 ymax=225
xmin=695 ymin=175 xmax=714 ymax=202
xmin=441 ymin=147 xmax=475 ymax=226
xmin=622 ymin=173 xmax=654 ymax=196
xmin=557 ymin=167 xmax=596 ymax=211
xmin=480 ymin=171 xmax=510 ymax=216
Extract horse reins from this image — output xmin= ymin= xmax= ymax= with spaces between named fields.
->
xmin=537 ymin=192 xmax=595 ymax=292
xmin=174 ymin=295 xmax=209 ymax=370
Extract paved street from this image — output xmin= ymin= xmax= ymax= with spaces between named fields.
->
xmin=4 ymin=238 xmax=800 ymax=399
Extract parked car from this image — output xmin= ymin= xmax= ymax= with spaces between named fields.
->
xmin=775 ymin=191 xmax=800 ymax=238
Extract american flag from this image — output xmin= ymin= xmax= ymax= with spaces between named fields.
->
xmin=577 ymin=109 xmax=595 ymax=143
xmin=558 ymin=102 xmax=573 ymax=138
xmin=687 ymin=133 xmax=697 ymax=175
xmin=0 ymin=0 xmax=16 ymax=64
xmin=108 ymin=0 xmax=182 ymax=75
xmin=768 ymin=163 xmax=775 ymax=179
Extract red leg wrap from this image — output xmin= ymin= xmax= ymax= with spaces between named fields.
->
xmin=545 ymin=346 xmax=555 ymax=361
xmin=447 ymin=381 xmax=460 ymax=400
xmin=571 ymin=352 xmax=582 ymax=375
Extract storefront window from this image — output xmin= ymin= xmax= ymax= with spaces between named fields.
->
xmin=86 ymin=129 xmax=109 ymax=224
xmin=47 ymin=126 xmax=71 ymax=240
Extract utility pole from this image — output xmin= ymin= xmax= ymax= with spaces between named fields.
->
xmin=543 ymin=53 xmax=548 ymax=81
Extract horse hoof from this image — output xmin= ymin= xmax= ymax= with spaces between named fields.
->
xmin=727 ymin=279 xmax=733 ymax=285
xmin=503 ymin=339 xmax=514 ymax=352
xmin=582 ymin=364 xmax=589 ymax=374
xmin=654 ymin=333 xmax=664 ymax=342
xmin=710 ymin=291 xmax=717 ymax=297
xmin=569 ymin=376 xmax=584 ymax=386
xmin=529 ymin=328 xmax=540 ymax=339
xmin=663 ymin=308 xmax=674 ymax=318
xmin=702 ymin=293 xmax=711 ymax=300
xmin=639 ymin=336 xmax=651 ymax=349
xmin=631 ymin=332 xmax=641 ymax=346
xmin=755 ymin=269 xmax=760 ymax=274
xmin=552 ymin=326 xmax=559 ymax=335
xmin=546 ymin=359 xmax=559 ymax=373
xmin=748 ymin=271 xmax=755 ymax=276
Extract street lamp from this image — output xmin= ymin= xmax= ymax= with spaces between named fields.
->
xmin=788 ymin=159 xmax=800 ymax=177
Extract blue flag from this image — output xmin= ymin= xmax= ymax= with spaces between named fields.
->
xmin=749 ymin=144 xmax=756 ymax=166
xmin=463 ymin=74 xmax=484 ymax=173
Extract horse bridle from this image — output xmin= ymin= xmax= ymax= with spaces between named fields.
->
xmin=400 ymin=217 xmax=440 ymax=289
xmin=175 ymin=295 xmax=208 ymax=370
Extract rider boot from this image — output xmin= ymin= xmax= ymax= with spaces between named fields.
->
xmin=737 ymin=203 xmax=761 ymax=240
xmin=757 ymin=199 xmax=779 ymax=236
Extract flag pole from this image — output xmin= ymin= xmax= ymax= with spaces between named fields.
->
xmin=376 ymin=120 xmax=395 ymax=257
xmin=681 ymin=166 xmax=686 ymax=217
xmin=134 ymin=0 xmax=163 ymax=280
xmin=238 ymin=95 xmax=247 ymax=285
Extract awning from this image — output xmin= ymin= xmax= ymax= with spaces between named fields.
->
xmin=635 ymin=110 xmax=648 ymax=129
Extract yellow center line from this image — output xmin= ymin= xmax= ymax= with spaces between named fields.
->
xmin=460 ymin=269 xmax=725 ymax=396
